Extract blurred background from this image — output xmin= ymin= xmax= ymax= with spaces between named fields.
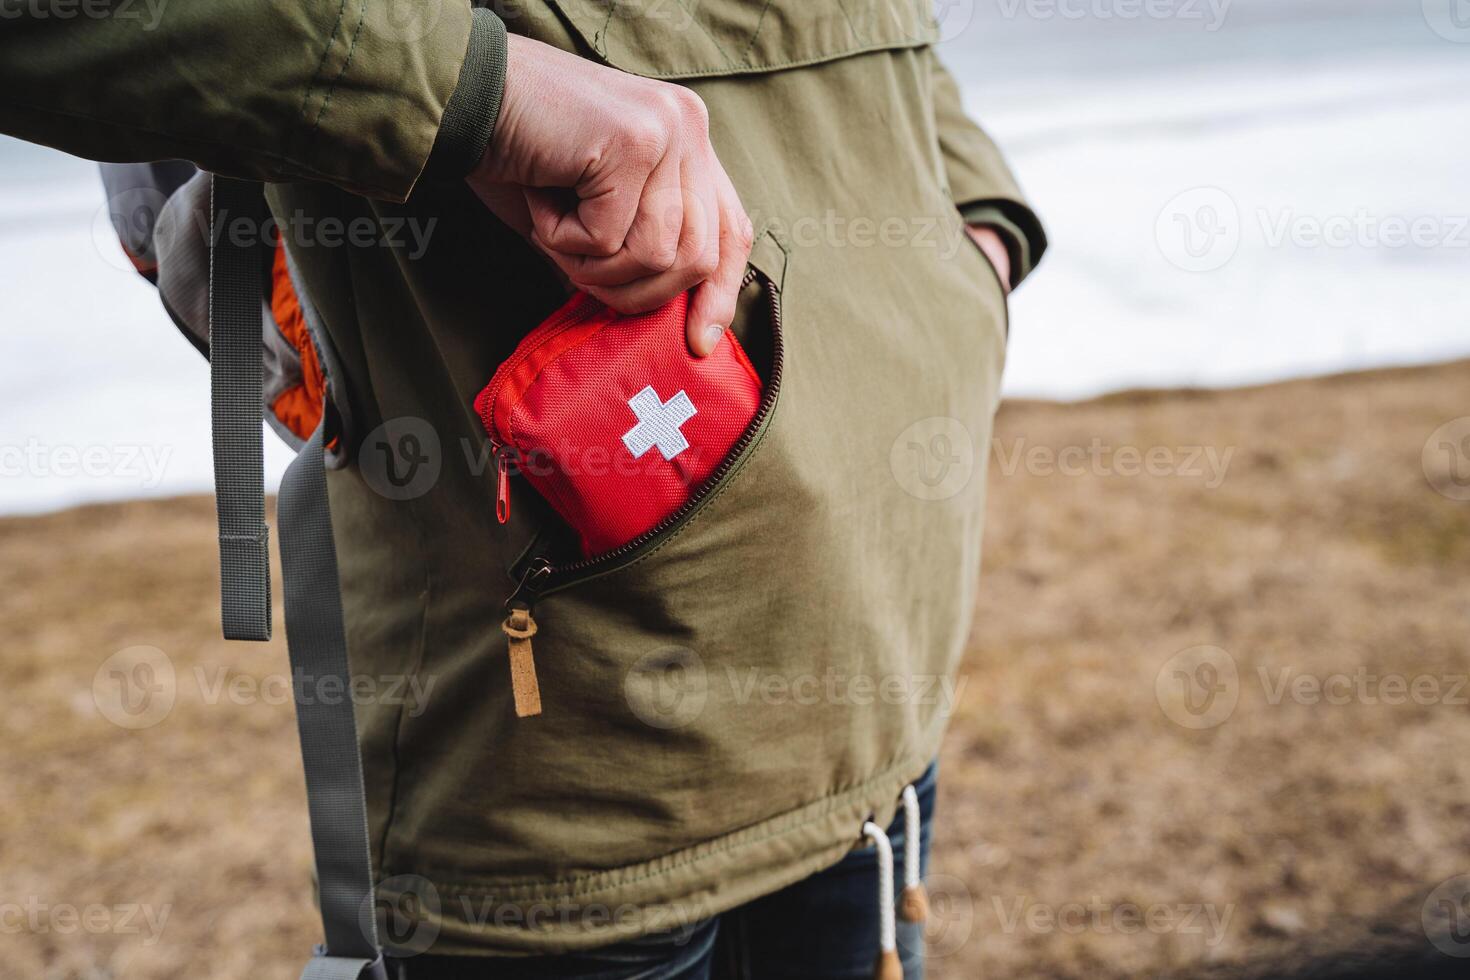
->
xmin=3 ymin=0 xmax=1468 ymax=977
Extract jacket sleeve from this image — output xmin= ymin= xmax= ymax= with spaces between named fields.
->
xmin=928 ymin=50 xmax=1047 ymax=288
xmin=0 ymin=1 xmax=508 ymax=202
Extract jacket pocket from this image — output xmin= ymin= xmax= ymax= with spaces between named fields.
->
xmin=502 ymin=229 xmax=788 ymax=607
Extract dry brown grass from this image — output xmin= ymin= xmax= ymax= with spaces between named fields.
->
xmin=3 ymin=361 xmax=1468 ymax=978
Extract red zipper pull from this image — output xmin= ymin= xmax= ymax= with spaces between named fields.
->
xmin=495 ymin=445 xmax=514 ymax=524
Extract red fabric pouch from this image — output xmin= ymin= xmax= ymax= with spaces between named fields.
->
xmin=475 ymin=289 xmax=763 ymax=557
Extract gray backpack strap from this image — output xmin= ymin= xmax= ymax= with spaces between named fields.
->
xmin=208 ymin=175 xmax=273 ymax=641
xmin=280 ymin=425 xmax=388 ymax=980
xmin=207 ymin=179 xmax=385 ymax=977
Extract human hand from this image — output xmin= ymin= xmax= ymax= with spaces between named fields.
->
xmin=965 ymin=224 xmax=1012 ymax=295
xmin=468 ymin=34 xmax=753 ymax=357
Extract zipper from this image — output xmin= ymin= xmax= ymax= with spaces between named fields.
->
xmin=479 ymin=293 xmax=601 ymax=439
xmin=493 ymin=443 xmax=516 ymax=524
xmin=502 ymin=267 xmax=782 ymax=608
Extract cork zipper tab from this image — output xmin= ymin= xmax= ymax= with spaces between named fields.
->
xmin=501 ymin=605 xmax=541 ymax=717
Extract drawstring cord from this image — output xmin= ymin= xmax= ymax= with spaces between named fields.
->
xmin=898 ymin=784 xmax=929 ymax=924
xmin=861 ymin=821 xmax=904 ymax=980
xmin=861 ymin=782 xmax=927 ymax=979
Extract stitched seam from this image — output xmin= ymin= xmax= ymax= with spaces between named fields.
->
xmin=671 ymin=0 xmax=738 ymax=69
xmin=292 ymin=0 xmax=350 ymax=163
xmin=390 ymin=752 xmax=926 ymax=900
xmin=304 ymin=0 xmax=368 ymax=167
xmin=594 ymin=0 xmax=616 ymax=56
xmin=615 ymin=38 xmax=934 ymax=79
xmin=828 ymin=0 xmax=864 ymax=44
xmin=739 ymin=0 xmax=774 ymax=64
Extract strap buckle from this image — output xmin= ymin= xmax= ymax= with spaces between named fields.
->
xmin=307 ymin=946 xmax=391 ymax=980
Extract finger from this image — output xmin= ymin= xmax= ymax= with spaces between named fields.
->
xmin=579 ymin=261 xmax=706 ymax=316
xmin=561 ymin=150 xmax=684 ymax=285
xmin=575 ymin=158 xmax=717 ymax=313
xmin=525 ymin=146 xmax=659 ymax=257
xmin=686 ymin=171 xmax=753 ymax=357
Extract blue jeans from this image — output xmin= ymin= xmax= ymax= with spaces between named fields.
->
xmin=392 ymin=762 xmax=936 ymax=980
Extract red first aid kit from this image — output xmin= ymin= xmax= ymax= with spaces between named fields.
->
xmin=475 ymin=288 xmax=763 ymax=557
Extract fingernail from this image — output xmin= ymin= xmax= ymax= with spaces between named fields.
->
xmin=701 ymin=325 xmax=725 ymax=354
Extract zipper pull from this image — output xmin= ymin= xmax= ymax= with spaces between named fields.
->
xmin=502 ymin=604 xmax=541 ymax=717
xmin=502 ymin=558 xmax=551 ymax=718
xmin=494 ymin=444 xmax=515 ymax=524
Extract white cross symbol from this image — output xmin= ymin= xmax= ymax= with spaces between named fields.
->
xmin=621 ymin=385 xmax=697 ymax=461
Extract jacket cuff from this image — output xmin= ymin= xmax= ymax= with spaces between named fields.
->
xmin=960 ymin=199 xmax=1048 ymax=290
xmin=424 ymin=8 xmax=508 ymax=181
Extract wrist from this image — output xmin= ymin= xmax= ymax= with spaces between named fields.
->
xmin=965 ymin=223 xmax=1012 ymax=295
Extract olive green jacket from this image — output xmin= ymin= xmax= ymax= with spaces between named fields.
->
xmin=3 ymin=0 xmax=1045 ymax=955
